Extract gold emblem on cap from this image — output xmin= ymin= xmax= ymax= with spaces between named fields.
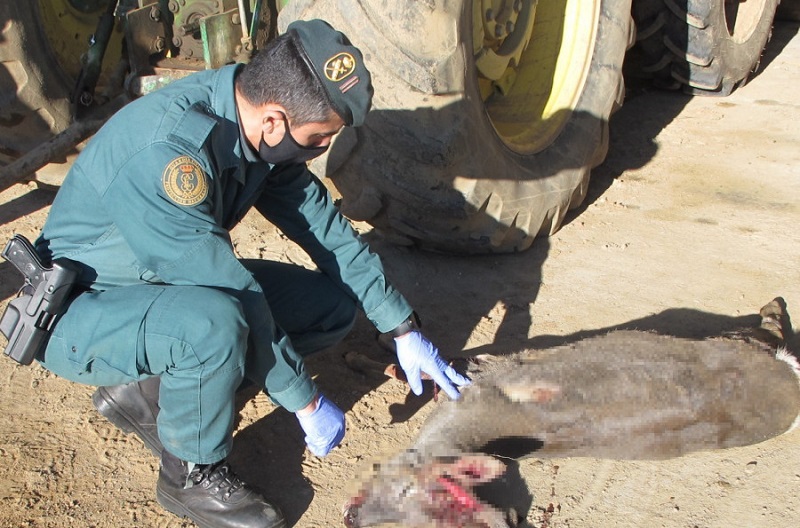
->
xmin=162 ymin=156 xmax=208 ymax=207
xmin=324 ymin=52 xmax=356 ymax=82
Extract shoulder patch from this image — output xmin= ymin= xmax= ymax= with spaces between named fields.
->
xmin=162 ymin=156 xmax=209 ymax=206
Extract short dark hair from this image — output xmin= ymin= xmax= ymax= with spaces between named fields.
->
xmin=235 ymin=32 xmax=336 ymax=126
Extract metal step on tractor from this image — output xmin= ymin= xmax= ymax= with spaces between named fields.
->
xmin=1 ymin=0 xmax=795 ymax=253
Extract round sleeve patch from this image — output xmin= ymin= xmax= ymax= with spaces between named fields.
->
xmin=162 ymin=156 xmax=209 ymax=206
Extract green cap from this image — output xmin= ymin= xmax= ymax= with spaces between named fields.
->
xmin=287 ymin=19 xmax=373 ymax=127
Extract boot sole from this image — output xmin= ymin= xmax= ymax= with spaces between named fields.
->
xmin=92 ymin=387 xmax=163 ymax=457
xmin=156 ymin=485 xmax=288 ymax=528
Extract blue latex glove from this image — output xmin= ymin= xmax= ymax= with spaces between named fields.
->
xmin=394 ymin=330 xmax=471 ymax=400
xmin=295 ymin=394 xmax=346 ymax=457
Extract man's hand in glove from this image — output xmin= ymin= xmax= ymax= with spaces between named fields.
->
xmin=295 ymin=393 xmax=346 ymax=456
xmin=394 ymin=330 xmax=471 ymax=400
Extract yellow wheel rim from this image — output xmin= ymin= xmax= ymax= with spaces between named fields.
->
xmin=473 ymin=0 xmax=599 ymax=154
xmin=36 ymin=0 xmax=124 ymax=85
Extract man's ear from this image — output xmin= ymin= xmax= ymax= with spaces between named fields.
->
xmin=261 ymin=109 xmax=286 ymax=134
xmin=261 ymin=109 xmax=287 ymax=146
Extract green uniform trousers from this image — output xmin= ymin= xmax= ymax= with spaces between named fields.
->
xmin=37 ymin=260 xmax=356 ymax=464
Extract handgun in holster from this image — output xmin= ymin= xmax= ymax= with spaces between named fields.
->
xmin=0 ymin=235 xmax=81 ymax=365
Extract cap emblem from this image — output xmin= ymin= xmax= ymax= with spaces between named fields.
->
xmin=324 ymin=52 xmax=356 ymax=82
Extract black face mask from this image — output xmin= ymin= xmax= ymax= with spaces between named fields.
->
xmin=258 ymin=115 xmax=328 ymax=165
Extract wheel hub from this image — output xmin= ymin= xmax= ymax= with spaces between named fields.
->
xmin=473 ymin=0 xmax=600 ymax=155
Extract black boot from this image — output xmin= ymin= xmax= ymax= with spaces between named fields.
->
xmin=92 ymin=377 xmax=163 ymax=456
xmin=156 ymin=450 xmax=287 ymax=528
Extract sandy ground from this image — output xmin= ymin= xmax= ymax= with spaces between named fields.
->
xmin=1 ymin=20 xmax=799 ymax=528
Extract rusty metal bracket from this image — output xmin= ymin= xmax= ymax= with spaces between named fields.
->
xmin=125 ymin=1 xmax=169 ymax=77
xmin=200 ymin=8 xmax=241 ymax=68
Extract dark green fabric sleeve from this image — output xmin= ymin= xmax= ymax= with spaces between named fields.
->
xmin=254 ymin=164 xmax=413 ymax=333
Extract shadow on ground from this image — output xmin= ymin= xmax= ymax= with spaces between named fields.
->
xmin=223 ymin=22 xmax=800 ymax=524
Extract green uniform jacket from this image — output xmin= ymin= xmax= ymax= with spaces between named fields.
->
xmin=37 ymin=64 xmax=412 ymax=411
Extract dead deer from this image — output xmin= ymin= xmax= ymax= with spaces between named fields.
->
xmin=342 ymin=298 xmax=800 ymax=527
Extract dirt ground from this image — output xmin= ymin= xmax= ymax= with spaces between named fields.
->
xmin=1 ymin=20 xmax=800 ymax=528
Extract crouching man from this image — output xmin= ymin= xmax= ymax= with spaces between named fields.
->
xmin=24 ymin=19 xmax=468 ymax=528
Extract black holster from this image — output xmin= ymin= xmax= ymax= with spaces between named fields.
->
xmin=0 ymin=235 xmax=81 ymax=365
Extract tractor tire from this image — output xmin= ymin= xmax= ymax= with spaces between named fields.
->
xmin=633 ymin=0 xmax=779 ymax=95
xmin=0 ymin=2 xmax=73 ymax=161
xmin=776 ymin=0 xmax=800 ymax=21
xmin=280 ymin=0 xmax=633 ymax=254
xmin=0 ymin=0 xmax=124 ymax=164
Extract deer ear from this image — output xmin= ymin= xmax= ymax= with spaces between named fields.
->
xmin=440 ymin=453 xmax=507 ymax=485
xmin=498 ymin=380 xmax=562 ymax=403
